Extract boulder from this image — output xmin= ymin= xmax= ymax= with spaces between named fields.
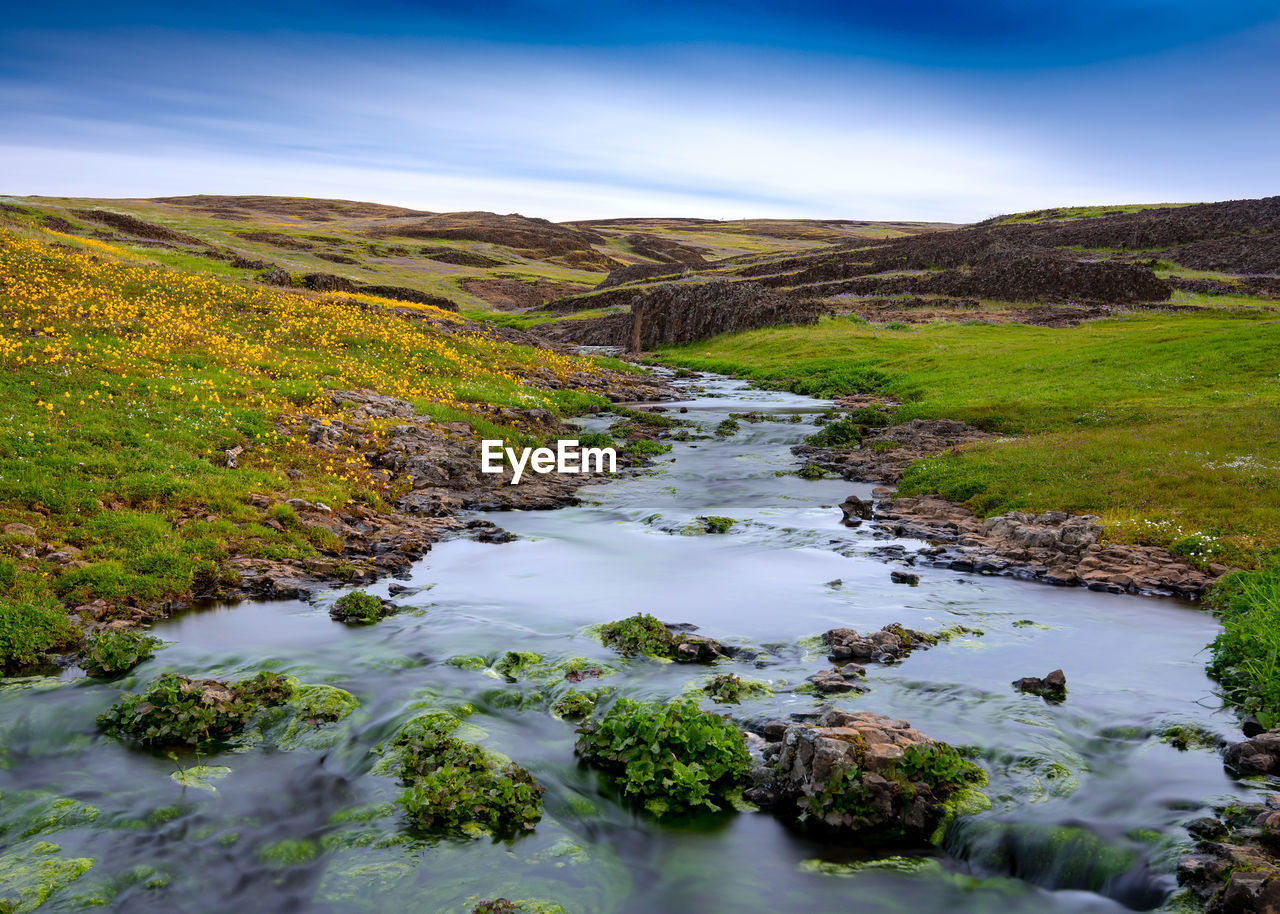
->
xmin=1225 ymin=730 xmax=1280 ymax=776
xmin=1013 ymin=669 xmax=1067 ymax=701
xmin=744 ymin=708 xmax=983 ymax=839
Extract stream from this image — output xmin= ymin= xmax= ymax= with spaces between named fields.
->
xmin=0 ymin=374 xmax=1260 ymax=913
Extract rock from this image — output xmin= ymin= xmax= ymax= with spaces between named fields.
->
xmin=225 ymin=445 xmax=243 ymax=468
xmin=674 ymin=634 xmax=726 ymax=663
xmin=761 ymin=720 xmax=790 ymax=742
xmin=1244 ymin=717 xmax=1267 ymax=738
xmin=824 ymin=623 xmax=935 ymax=664
xmin=807 ymin=669 xmax=867 ymax=694
xmin=1013 ymin=669 xmax=1067 ymax=701
xmin=301 ymin=272 xmax=356 ymax=293
xmin=3 ymin=522 xmax=37 ymax=538
xmin=744 ymin=708 xmax=983 ymax=839
xmin=259 ymin=267 xmax=292 ymax=286
xmin=839 ymin=495 xmax=873 ymax=524
xmin=45 ymin=546 xmax=83 ymax=565
xmin=872 ymin=494 xmax=1218 ymax=599
xmin=890 ymin=570 xmax=919 ymax=586
xmin=1225 ymin=730 xmax=1280 ymax=776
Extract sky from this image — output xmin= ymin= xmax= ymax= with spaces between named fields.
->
xmin=2 ymin=2 xmax=1278 ymax=222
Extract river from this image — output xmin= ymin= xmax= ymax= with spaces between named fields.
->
xmin=0 ymin=375 xmax=1257 ymax=913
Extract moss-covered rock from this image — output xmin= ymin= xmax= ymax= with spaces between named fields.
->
xmin=597 ymin=614 xmax=726 ymax=663
xmin=746 ymin=708 xmax=986 ymax=841
xmin=700 ymin=673 xmax=771 ymax=704
xmin=550 ymin=690 xmax=597 ymax=720
xmin=329 ymin=590 xmax=394 ymax=625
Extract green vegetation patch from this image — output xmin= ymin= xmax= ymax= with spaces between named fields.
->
xmin=0 ymin=582 xmax=81 ymax=673
xmin=98 ymin=671 xmax=294 ymax=748
xmin=80 ymin=629 xmax=163 ymax=677
xmin=329 ymin=590 xmax=391 ymax=625
xmin=597 ymin=613 xmax=676 ymax=657
xmin=574 ymin=697 xmax=751 ymax=816
xmin=391 ymin=715 xmax=543 ymax=837
xmin=1207 ymin=567 xmax=1280 ymax=725
xmin=0 ymin=841 xmax=94 ymax=913
xmin=701 ymin=673 xmax=771 ymax=704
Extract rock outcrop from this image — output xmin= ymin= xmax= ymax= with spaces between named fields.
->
xmin=745 ymin=708 xmax=985 ymax=839
xmin=795 ymin=419 xmax=995 ymax=484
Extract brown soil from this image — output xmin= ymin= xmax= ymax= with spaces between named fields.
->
xmin=420 ymin=246 xmax=506 ymax=267
xmin=152 ymin=195 xmax=429 ymax=222
xmin=235 ymin=230 xmax=315 ymax=250
xmin=623 ymin=232 xmax=708 ymax=266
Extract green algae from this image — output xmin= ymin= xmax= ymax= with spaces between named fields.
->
xmin=0 ymin=841 xmax=94 ymax=913
xmin=493 ymin=651 xmax=544 ymax=680
xmin=258 ymin=838 xmax=319 ymax=867
xmin=799 ymin=856 xmax=944 ymax=877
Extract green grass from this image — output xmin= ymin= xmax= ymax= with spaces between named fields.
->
xmin=1207 ymin=567 xmax=1280 ymax=724
xmin=657 ymin=311 xmax=1280 ymax=566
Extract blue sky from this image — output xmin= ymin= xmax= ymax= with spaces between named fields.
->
xmin=2 ymin=2 xmax=1278 ymax=221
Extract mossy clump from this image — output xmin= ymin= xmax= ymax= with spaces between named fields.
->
xmin=1158 ymin=723 xmax=1222 ymax=752
xmin=80 ymin=629 xmax=163 ymax=678
xmin=257 ymin=838 xmax=319 ymax=868
xmin=550 ymin=690 xmax=596 ymax=720
xmin=714 ymin=418 xmax=741 ymax=437
xmin=392 ymin=715 xmax=543 ymax=837
xmin=804 ymin=417 xmax=863 ymax=448
xmin=598 ymin=613 xmax=676 ymax=657
xmin=493 ymin=651 xmax=544 ymax=680
xmin=97 ymin=671 xmax=294 ymax=748
xmin=329 ymin=590 xmax=391 ymax=625
xmin=702 ymin=673 xmax=770 ymax=704
xmin=575 ymin=697 xmax=751 ymax=816
xmin=796 ymin=464 xmax=828 ymax=480
xmin=699 ymin=515 xmax=736 ymax=534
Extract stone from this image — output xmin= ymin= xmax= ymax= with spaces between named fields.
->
xmin=1225 ymin=730 xmax=1280 ymax=776
xmin=839 ymin=494 xmax=873 ymax=525
xmin=3 ymin=522 xmax=37 ymax=538
xmin=890 ymin=570 xmax=919 ymax=585
xmin=807 ymin=669 xmax=866 ymax=694
xmin=1013 ymin=669 xmax=1067 ymax=701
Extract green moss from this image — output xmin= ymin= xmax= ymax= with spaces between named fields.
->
xmin=1158 ymin=723 xmax=1221 ymax=751
xmin=698 ymin=516 xmax=736 ymax=534
xmin=598 ymin=613 xmax=676 ymax=657
xmin=713 ymin=418 xmax=740 ymax=437
xmin=446 ymin=655 xmax=487 ymax=671
xmin=330 ymin=590 xmax=390 ymax=625
xmin=796 ymin=464 xmax=828 ymax=480
xmin=550 ymin=691 xmax=596 ymax=720
xmin=804 ymin=417 xmax=863 ymax=448
xmin=258 ymin=838 xmax=319 ymax=867
xmin=700 ymin=673 xmax=771 ymax=704
xmin=493 ymin=651 xmax=544 ymax=680
xmin=80 ymin=629 xmax=163 ymax=677
xmin=798 ymin=856 xmax=943 ymax=877
xmin=575 ymin=697 xmax=751 ymax=816
xmin=0 ymin=841 xmax=94 ymax=913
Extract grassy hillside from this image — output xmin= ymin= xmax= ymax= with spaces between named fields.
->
xmin=0 ymin=219 xmax=616 ymax=671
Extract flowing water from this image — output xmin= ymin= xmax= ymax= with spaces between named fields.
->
xmin=0 ymin=375 xmax=1261 ymax=913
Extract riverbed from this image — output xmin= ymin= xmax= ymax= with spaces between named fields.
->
xmin=0 ymin=375 xmax=1257 ymax=913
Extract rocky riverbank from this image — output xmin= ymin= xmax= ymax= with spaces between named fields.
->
xmin=77 ymin=374 xmax=677 ymax=631
xmin=796 ymin=417 xmax=1223 ymax=598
